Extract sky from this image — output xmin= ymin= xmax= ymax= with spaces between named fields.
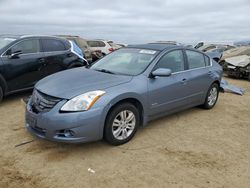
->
xmin=0 ymin=0 xmax=250 ymax=44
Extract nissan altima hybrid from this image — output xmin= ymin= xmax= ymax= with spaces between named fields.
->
xmin=25 ymin=44 xmax=223 ymax=145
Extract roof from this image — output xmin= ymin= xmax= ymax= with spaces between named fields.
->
xmin=127 ymin=43 xmax=182 ymax=51
xmin=0 ymin=35 xmax=66 ymax=40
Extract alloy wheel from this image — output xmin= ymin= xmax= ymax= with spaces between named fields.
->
xmin=208 ymin=87 xmax=218 ymax=106
xmin=112 ymin=110 xmax=136 ymax=140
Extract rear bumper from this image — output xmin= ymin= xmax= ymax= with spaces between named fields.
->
xmin=25 ymin=99 xmax=105 ymax=143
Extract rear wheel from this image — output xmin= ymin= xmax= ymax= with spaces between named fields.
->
xmin=104 ymin=103 xmax=139 ymax=145
xmin=202 ymin=83 xmax=219 ymax=109
xmin=0 ymin=86 xmax=3 ymax=103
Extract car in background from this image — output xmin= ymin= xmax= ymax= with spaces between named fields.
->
xmin=116 ymin=43 xmax=127 ymax=48
xmin=220 ymin=46 xmax=250 ymax=61
xmin=223 ymin=55 xmax=250 ymax=80
xmin=87 ymin=40 xmax=115 ymax=55
xmin=206 ymin=45 xmax=235 ymax=53
xmin=25 ymin=44 xmax=222 ymax=145
xmin=57 ymin=35 xmax=93 ymax=63
xmin=149 ymin=41 xmax=182 ymax=46
xmin=198 ymin=44 xmax=235 ymax=53
xmin=234 ymin=40 xmax=250 ymax=46
xmin=107 ymin=41 xmax=122 ymax=51
xmin=0 ymin=35 xmax=87 ymax=102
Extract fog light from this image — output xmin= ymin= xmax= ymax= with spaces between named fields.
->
xmin=57 ymin=129 xmax=75 ymax=138
xmin=64 ymin=129 xmax=75 ymax=137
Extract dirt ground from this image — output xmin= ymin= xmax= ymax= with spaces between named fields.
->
xmin=0 ymin=77 xmax=249 ymax=188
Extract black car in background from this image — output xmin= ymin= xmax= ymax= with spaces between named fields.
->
xmin=0 ymin=35 xmax=86 ymax=102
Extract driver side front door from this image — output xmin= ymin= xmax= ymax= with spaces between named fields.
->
xmin=2 ymin=39 xmax=46 ymax=92
xmin=147 ymin=50 xmax=190 ymax=117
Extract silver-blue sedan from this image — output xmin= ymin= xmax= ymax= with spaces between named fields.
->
xmin=25 ymin=44 xmax=223 ymax=145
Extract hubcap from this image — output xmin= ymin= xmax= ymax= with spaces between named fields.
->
xmin=208 ymin=87 xmax=218 ymax=106
xmin=112 ymin=110 xmax=136 ymax=140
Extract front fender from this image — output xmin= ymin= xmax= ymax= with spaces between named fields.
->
xmin=97 ymin=91 xmax=148 ymax=139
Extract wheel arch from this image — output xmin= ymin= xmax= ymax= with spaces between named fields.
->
xmin=107 ymin=98 xmax=144 ymax=124
xmin=101 ymin=95 xmax=146 ymax=139
xmin=213 ymin=80 xmax=220 ymax=87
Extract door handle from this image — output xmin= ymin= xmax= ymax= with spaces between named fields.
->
xmin=39 ymin=58 xmax=45 ymax=63
xmin=181 ymin=78 xmax=187 ymax=84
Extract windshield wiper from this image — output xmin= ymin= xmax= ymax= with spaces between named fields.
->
xmin=94 ymin=69 xmax=116 ymax=75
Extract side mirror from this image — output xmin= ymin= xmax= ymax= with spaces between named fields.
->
xmin=151 ymin=68 xmax=172 ymax=78
xmin=9 ymin=51 xmax=22 ymax=59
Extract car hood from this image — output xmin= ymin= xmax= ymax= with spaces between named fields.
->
xmin=35 ymin=68 xmax=133 ymax=99
xmin=225 ymin=55 xmax=250 ymax=67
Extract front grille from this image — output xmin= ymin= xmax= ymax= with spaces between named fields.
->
xmin=31 ymin=89 xmax=61 ymax=113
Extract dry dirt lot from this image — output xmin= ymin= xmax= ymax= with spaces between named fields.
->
xmin=0 ymin=78 xmax=249 ymax=188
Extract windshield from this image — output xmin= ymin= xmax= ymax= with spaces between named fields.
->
xmin=90 ymin=48 xmax=159 ymax=76
xmin=0 ymin=37 xmax=16 ymax=49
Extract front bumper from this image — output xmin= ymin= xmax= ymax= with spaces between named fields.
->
xmin=25 ymin=99 xmax=105 ymax=143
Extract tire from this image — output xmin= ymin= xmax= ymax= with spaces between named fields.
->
xmin=104 ymin=103 xmax=140 ymax=146
xmin=0 ymin=86 xmax=3 ymax=103
xmin=202 ymin=83 xmax=219 ymax=109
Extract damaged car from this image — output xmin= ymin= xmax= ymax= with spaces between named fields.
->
xmin=223 ymin=55 xmax=250 ymax=80
xmin=220 ymin=46 xmax=250 ymax=61
xmin=195 ymin=43 xmax=234 ymax=53
xmin=25 ymin=44 xmax=222 ymax=145
xmin=220 ymin=46 xmax=250 ymax=68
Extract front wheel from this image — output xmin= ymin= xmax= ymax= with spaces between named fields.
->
xmin=202 ymin=83 xmax=219 ymax=109
xmin=104 ymin=103 xmax=140 ymax=146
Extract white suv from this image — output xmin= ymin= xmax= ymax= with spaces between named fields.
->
xmin=87 ymin=40 xmax=121 ymax=55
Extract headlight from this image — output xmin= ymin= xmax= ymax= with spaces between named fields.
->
xmin=61 ymin=90 xmax=105 ymax=112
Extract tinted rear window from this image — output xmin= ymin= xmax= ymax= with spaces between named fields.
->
xmin=41 ymin=39 xmax=67 ymax=52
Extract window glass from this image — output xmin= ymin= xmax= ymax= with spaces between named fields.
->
xmin=0 ymin=37 xmax=16 ymax=49
xmin=98 ymin=41 xmax=106 ymax=47
xmin=204 ymin=55 xmax=210 ymax=66
xmin=87 ymin=41 xmax=97 ymax=47
xmin=10 ymin=39 xmax=40 ymax=54
xmin=87 ymin=41 xmax=106 ymax=47
xmin=41 ymin=39 xmax=66 ymax=52
xmin=90 ymin=48 xmax=159 ymax=76
xmin=186 ymin=50 xmax=206 ymax=69
xmin=78 ymin=39 xmax=89 ymax=49
xmin=155 ymin=50 xmax=185 ymax=73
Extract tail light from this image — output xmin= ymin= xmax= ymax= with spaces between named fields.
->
xmin=108 ymin=48 xmax=114 ymax=52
